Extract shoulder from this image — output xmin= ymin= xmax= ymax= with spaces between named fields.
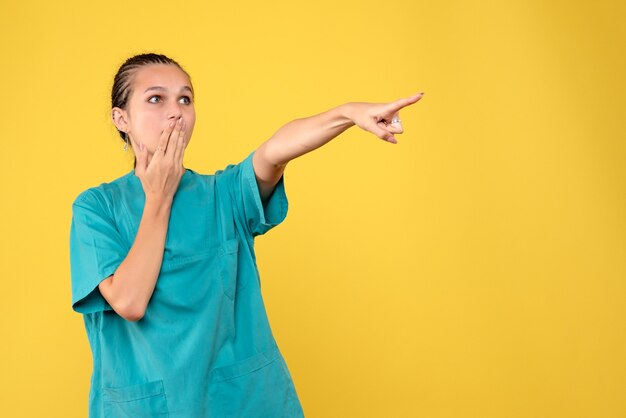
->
xmin=72 ymin=170 xmax=135 ymax=211
xmin=213 ymin=151 xmax=256 ymax=180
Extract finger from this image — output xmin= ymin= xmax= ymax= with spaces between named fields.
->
xmin=136 ymin=140 xmax=148 ymax=172
xmin=386 ymin=123 xmax=404 ymax=134
xmin=372 ymin=122 xmax=398 ymax=144
xmin=153 ymin=119 xmax=177 ymax=162
xmin=386 ymin=115 xmax=404 ymax=134
xmin=386 ymin=92 xmax=424 ymax=114
xmin=128 ymin=133 xmax=148 ymax=173
xmin=173 ymin=120 xmax=186 ymax=164
xmin=167 ymin=118 xmax=184 ymax=161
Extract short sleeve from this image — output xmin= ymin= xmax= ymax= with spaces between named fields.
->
xmin=216 ymin=150 xmax=289 ymax=237
xmin=69 ymin=189 xmax=127 ymax=314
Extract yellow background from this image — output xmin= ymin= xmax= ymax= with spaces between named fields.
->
xmin=1 ymin=0 xmax=625 ymax=416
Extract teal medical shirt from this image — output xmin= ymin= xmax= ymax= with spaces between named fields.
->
xmin=70 ymin=151 xmax=304 ymax=417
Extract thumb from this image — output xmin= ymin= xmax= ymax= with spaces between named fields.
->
xmin=136 ymin=141 xmax=149 ymax=173
xmin=130 ymin=134 xmax=148 ymax=174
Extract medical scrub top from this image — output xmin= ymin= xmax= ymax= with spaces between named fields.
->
xmin=69 ymin=151 xmax=305 ymax=418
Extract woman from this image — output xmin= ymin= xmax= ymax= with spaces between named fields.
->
xmin=70 ymin=53 xmax=423 ymax=417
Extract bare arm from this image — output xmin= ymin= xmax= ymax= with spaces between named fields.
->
xmin=252 ymin=103 xmax=354 ymax=203
xmin=100 ymin=117 xmax=188 ymax=321
xmin=252 ymin=93 xmax=424 ymax=203
xmin=98 ymin=196 xmax=172 ymax=321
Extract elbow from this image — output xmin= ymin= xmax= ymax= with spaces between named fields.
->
xmin=109 ymin=293 xmax=147 ymax=322
xmin=99 ymin=274 xmax=147 ymax=322
xmin=117 ymin=302 xmax=146 ymax=322
xmin=124 ymin=312 xmax=145 ymax=322
xmin=258 ymin=139 xmax=288 ymax=168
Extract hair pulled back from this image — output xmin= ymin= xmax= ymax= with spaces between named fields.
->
xmin=111 ymin=53 xmax=191 ymax=166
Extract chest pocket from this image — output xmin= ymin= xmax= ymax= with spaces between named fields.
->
xmin=219 ymin=237 xmax=239 ymax=300
xmin=157 ymin=178 xmax=240 ymax=301
xmin=214 ymin=178 xmax=239 ymax=338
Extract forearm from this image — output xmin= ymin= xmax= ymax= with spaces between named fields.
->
xmin=261 ymin=102 xmax=355 ymax=166
xmin=100 ymin=196 xmax=172 ymax=321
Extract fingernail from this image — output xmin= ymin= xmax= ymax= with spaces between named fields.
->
xmin=170 ymin=121 xmax=175 ymax=127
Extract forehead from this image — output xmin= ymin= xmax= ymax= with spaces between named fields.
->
xmin=132 ymin=64 xmax=191 ymax=90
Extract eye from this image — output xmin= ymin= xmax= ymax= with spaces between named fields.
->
xmin=179 ymin=96 xmax=192 ymax=105
xmin=148 ymin=95 xmax=162 ymax=104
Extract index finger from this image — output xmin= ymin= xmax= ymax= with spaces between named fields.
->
xmin=387 ymin=92 xmax=424 ymax=113
xmin=172 ymin=120 xmax=187 ymax=164
xmin=154 ymin=119 xmax=177 ymax=159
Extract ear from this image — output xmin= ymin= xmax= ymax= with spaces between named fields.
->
xmin=111 ymin=107 xmax=129 ymax=133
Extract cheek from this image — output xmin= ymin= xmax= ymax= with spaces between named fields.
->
xmin=131 ymin=114 xmax=164 ymax=144
xmin=138 ymin=113 xmax=163 ymax=131
xmin=185 ymin=113 xmax=196 ymax=132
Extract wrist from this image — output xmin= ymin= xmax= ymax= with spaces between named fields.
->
xmin=338 ymin=103 xmax=357 ymax=128
xmin=144 ymin=195 xmax=173 ymax=219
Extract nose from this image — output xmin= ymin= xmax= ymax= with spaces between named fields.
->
xmin=167 ymin=102 xmax=183 ymax=121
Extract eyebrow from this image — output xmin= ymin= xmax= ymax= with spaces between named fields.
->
xmin=144 ymin=86 xmax=194 ymax=95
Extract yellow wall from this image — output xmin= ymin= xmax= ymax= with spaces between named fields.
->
xmin=1 ymin=0 xmax=625 ymax=416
